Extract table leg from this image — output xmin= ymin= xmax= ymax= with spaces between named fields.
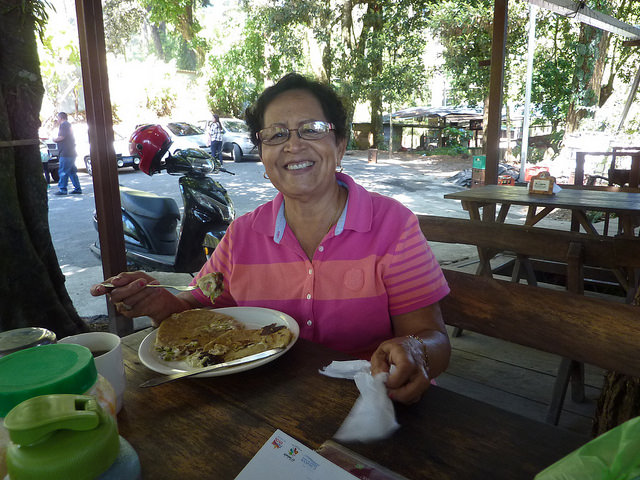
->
xmin=571 ymin=210 xmax=599 ymax=235
xmin=526 ymin=206 xmax=554 ymax=226
xmin=496 ymin=203 xmax=511 ymax=223
xmin=463 ymin=201 xmax=495 ymax=276
xmin=630 ymin=154 xmax=639 ymax=187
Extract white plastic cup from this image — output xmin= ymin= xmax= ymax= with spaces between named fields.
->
xmin=59 ymin=332 xmax=126 ymax=413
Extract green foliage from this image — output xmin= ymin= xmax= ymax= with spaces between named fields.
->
xmin=38 ymin=20 xmax=82 ymax=118
xmin=231 ymin=0 xmax=433 ymax=146
xmin=429 ymin=1 xmax=528 ymax=108
xmin=428 ymin=1 xmax=494 ymax=106
xmin=421 ymin=146 xmax=469 ymax=156
xmin=206 ymin=45 xmax=261 ymax=118
xmin=10 ymin=0 xmax=53 ymax=43
xmin=145 ymin=87 xmax=176 ymax=117
xmin=441 ymin=126 xmax=472 ymax=147
xmin=138 ymin=0 xmax=207 ymax=67
xmin=102 ymin=0 xmax=145 ymax=57
xmin=530 ymin=43 xmax=573 ymax=128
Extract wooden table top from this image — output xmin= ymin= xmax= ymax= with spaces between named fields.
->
xmin=117 ymin=328 xmax=588 ymax=480
xmin=445 ymin=185 xmax=640 ymax=214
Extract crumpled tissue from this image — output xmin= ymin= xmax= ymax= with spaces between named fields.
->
xmin=319 ymin=360 xmax=400 ymax=443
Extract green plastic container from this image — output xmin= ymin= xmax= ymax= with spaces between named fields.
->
xmin=0 ymin=344 xmax=97 ymax=417
xmin=5 ymin=394 xmax=119 ymax=479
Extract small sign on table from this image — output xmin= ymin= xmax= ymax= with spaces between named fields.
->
xmin=528 ymin=170 xmax=556 ymax=195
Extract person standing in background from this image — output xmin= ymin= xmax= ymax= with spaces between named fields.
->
xmin=40 ymin=145 xmax=51 ymax=189
xmin=208 ymin=114 xmax=223 ymax=164
xmin=53 ymin=111 xmax=82 ymax=195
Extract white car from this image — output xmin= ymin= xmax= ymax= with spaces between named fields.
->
xmin=44 ymin=124 xmax=140 ymax=176
xmin=159 ymin=121 xmax=210 ymax=152
xmin=81 ymin=130 xmax=141 ymax=176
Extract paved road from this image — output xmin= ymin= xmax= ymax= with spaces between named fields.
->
xmin=48 ymin=152 xmax=536 ymax=318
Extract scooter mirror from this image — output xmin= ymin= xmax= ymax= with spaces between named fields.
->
xmin=166 ymin=148 xmax=217 ymax=176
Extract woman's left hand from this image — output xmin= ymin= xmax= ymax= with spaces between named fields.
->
xmin=370 ymin=336 xmax=430 ymax=404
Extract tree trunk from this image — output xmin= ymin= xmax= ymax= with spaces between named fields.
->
xmin=0 ymin=1 xmax=87 ymax=337
xmin=368 ymin=2 xmax=384 ymax=148
xmin=592 ymin=286 xmax=640 ymax=436
xmin=564 ymin=25 xmax=604 ymax=134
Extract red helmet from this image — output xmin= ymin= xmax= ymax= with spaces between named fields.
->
xmin=129 ymin=124 xmax=172 ymax=175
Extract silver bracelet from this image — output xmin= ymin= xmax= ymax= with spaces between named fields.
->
xmin=408 ymin=335 xmax=430 ymax=374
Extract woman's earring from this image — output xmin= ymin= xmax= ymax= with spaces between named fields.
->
xmin=336 ymin=165 xmax=343 ymax=173
xmin=263 ymin=171 xmax=269 ymax=179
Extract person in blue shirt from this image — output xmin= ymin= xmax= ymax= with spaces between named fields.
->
xmin=53 ymin=112 xmax=82 ymax=195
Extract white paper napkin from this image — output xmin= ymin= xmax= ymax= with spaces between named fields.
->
xmin=319 ymin=361 xmax=400 ymax=443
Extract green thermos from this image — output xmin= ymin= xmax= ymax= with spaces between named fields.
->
xmin=4 ymin=394 xmax=140 ymax=480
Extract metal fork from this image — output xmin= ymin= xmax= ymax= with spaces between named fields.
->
xmin=101 ymin=282 xmax=197 ymax=292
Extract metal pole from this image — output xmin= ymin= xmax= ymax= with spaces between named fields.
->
xmin=389 ymin=105 xmax=393 ymax=159
xmin=519 ymin=4 xmax=537 ymax=183
xmin=617 ymin=65 xmax=640 ymax=132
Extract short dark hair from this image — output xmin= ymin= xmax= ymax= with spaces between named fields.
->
xmin=245 ymin=73 xmax=347 ymax=147
xmin=57 ymin=112 xmax=68 ymax=120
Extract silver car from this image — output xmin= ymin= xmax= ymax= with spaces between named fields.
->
xmin=199 ymin=118 xmax=255 ymax=163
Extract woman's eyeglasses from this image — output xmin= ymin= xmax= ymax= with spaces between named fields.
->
xmin=258 ymin=121 xmax=335 ymax=146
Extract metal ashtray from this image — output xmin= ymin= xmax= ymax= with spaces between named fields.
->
xmin=0 ymin=327 xmax=57 ymax=357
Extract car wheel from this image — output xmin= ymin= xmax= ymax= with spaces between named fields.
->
xmin=85 ymin=157 xmax=93 ymax=176
xmin=132 ymin=164 xmax=140 ymax=171
xmin=50 ymin=167 xmax=59 ymax=182
xmin=231 ymin=144 xmax=243 ymax=162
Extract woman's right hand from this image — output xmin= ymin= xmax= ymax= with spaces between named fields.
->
xmin=90 ymin=271 xmax=196 ymax=325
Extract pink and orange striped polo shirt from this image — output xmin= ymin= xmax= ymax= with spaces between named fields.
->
xmin=191 ymin=172 xmax=449 ymax=358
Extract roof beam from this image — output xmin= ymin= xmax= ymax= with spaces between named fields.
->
xmin=528 ymin=0 xmax=640 ymax=39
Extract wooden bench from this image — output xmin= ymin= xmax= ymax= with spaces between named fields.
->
xmin=438 ymin=268 xmax=640 ymax=378
xmin=418 ymin=214 xmax=640 ymax=424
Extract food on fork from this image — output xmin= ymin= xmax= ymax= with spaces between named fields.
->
xmin=196 ymin=272 xmax=224 ymax=303
xmin=154 ymin=308 xmax=293 ymax=367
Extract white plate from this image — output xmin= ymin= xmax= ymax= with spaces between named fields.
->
xmin=138 ymin=307 xmax=299 ymax=377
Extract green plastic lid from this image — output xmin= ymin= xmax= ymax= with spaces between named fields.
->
xmin=5 ymin=394 xmax=119 ymax=480
xmin=0 ymin=344 xmax=97 ymax=417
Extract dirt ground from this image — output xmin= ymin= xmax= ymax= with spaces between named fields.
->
xmin=348 ymin=150 xmax=579 ymax=222
xmin=347 ymin=150 xmax=474 ymax=176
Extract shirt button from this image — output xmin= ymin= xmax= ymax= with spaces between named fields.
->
xmin=307 ymin=320 xmax=313 ymax=326
xmin=306 ymin=293 xmax=311 ymax=300
xmin=318 ymin=246 xmax=324 ymax=252
xmin=308 ymin=268 xmax=313 ymax=275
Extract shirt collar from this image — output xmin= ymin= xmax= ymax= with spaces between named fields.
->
xmin=252 ymin=172 xmax=373 ymax=244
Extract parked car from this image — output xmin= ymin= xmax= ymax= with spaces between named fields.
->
xmin=159 ymin=121 xmax=210 ymax=152
xmin=41 ymin=139 xmax=59 ymax=182
xmin=45 ymin=124 xmax=140 ymax=176
xmin=220 ymin=117 xmax=259 ymax=162
xmin=199 ymin=117 xmax=259 ymax=162
xmin=80 ymin=128 xmax=141 ymax=176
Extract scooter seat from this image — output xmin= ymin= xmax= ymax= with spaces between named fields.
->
xmin=120 ymin=186 xmax=180 ymax=220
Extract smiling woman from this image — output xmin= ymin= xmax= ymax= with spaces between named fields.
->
xmin=91 ymin=73 xmax=452 ymax=405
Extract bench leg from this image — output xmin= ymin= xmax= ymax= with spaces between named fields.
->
xmin=570 ymin=361 xmax=585 ymax=403
xmin=546 ymin=358 xmax=585 ymax=425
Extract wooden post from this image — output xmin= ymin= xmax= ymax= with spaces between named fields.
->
xmin=75 ymin=0 xmax=131 ymax=336
xmin=485 ymin=0 xmax=508 ymax=189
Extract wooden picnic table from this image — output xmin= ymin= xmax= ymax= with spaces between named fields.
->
xmin=116 ymin=328 xmax=588 ymax=479
xmin=444 ymin=184 xmax=640 ymax=237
